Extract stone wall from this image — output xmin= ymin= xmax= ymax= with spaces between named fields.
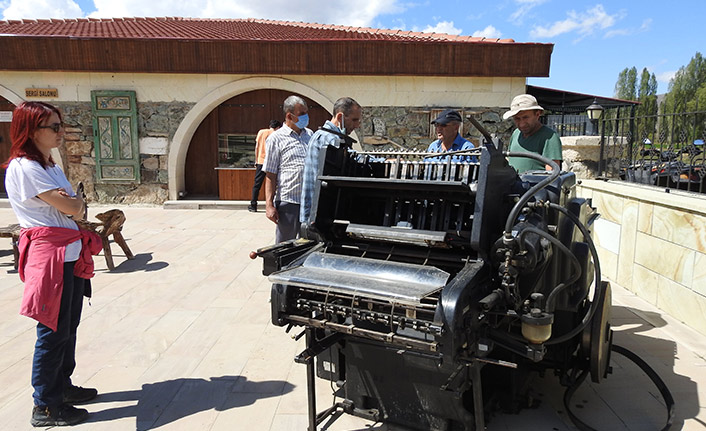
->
xmin=55 ymin=102 xmax=512 ymax=204
xmin=560 ymin=136 xmax=602 ymax=179
xmin=560 ymin=135 xmax=629 ymax=180
xmin=55 ymin=101 xmax=193 ymax=205
xmin=360 ymin=106 xmax=514 ymax=151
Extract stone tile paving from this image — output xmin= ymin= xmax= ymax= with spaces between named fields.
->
xmin=0 ymin=205 xmax=704 ymax=430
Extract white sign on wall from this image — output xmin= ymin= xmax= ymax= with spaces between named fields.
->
xmin=0 ymin=111 xmax=12 ymax=122
xmin=139 ymin=137 xmax=169 ymax=155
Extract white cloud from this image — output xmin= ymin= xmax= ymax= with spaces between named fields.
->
xmin=509 ymin=0 xmax=548 ymax=24
xmin=2 ymin=0 xmax=82 ymax=20
xmin=472 ymin=25 xmax=502 ymax=39
xmin=603 ymin=28 xmax=629 ymax=38
xmin=656 ymin=70 xmax=676 ymax=85
xmin=88 ymin=0 xmax=405 ymax=27
xmin=421 ymin=20 xmax=462 ymax=35
xmin=1 ymin=0 xmax=405 ymax=27
xmin=530 ymin=5 xmax=618 ymax=40
xmin=604 ymin=17 xmax=651 ymax=39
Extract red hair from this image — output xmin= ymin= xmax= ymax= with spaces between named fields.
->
xmin=1 ymin=101 xmax=62 ymax=169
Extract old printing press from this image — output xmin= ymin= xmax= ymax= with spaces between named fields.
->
xmin=256 ymin=129 xmax=613 ymax=430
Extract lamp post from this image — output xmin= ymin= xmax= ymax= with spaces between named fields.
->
xmin=586 ymin=98 xmax=604 ymax=136
xmin=587 ymin=98 xmax=605 ymax=175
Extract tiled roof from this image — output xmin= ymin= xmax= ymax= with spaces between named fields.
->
xmin=0 ymin=17 xmax=516 ymax=44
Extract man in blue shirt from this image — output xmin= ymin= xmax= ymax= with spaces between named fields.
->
xmin=300 ymin=97 xmax=362 ymax=225
xmin=425 ymin=109 xmax=474 ymax=161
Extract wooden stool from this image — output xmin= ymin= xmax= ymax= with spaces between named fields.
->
xmin=77 ymin=209 xmax=135 ymax=271
xmin=0 ymin=223 xmax=21 ymax=270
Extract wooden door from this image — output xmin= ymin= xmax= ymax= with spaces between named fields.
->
xmin=185 ymin=109 xmax=219 ymax=197
xmin=217 ymin=89 xmax=330 ymax=134
xmin=184 ymin=89 xmax=330 ymax=199
xmin=0 ymin=96 xmax=15 ymax=196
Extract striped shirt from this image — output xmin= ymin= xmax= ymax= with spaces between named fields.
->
xmin=263 ymin=124 xmax=312 ymax=204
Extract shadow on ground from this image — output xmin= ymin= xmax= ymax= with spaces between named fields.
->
xmin=570 ymin=305 xmax=700 ymax=430
xmin=105 ymin=252 xmax=169 ymax=273
xmin=84 ymin=375 xmax=295 ymax=430
xmin=277 ymin=305 xmax=703 ymax=431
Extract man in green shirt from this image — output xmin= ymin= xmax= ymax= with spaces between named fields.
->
xmin=502 ymin=94 xmax=562 ymax=173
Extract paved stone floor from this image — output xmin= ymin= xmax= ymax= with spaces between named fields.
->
xmin=0 ymin=204 xmax=704 ymax=430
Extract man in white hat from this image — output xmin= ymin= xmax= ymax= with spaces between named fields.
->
xmin=503 ymin=94 xmax=562 ymax=173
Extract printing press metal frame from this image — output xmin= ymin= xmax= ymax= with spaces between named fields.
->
xmin=255 ymin=127 xmax=614 ymax=431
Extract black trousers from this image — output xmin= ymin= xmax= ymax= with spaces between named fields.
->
xmin=275 ymin=201 xmax=301 ymax=243
xmin=250 ymin=164 xmax=266 ymax=208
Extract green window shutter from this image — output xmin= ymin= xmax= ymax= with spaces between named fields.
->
xmin=91 ymin=90 xmax=140 ymax=183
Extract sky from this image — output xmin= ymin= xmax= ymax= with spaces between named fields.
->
xmin=1 ymin=0 xmax=703 ymax=98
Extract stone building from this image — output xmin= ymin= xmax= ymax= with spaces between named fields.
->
xmin=0 ymin=18 xmax=553 ymax=204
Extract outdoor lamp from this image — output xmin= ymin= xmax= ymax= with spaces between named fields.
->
xmin=586 ymin=99 xmax=604 ymax=121
xmin=586 ymin=98 xmax=604 ymax=136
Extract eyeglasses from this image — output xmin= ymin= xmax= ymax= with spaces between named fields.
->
xmin=38 ymin=122 xmax=64 ymax=133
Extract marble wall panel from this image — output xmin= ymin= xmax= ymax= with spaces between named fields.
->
xmin=693 ymin=252 xmax=706 ymax=297
xmin=656 ymin=275 xmax=706 ymax=336
xmin=591 ymin=191 xmax=623 ymax=224
xmin=631 ymin=265 xmax=659 ymax=305
xmin=595 ymin=244 xmax=618 ymax=281
xmin=635 ymin=232 xmax=695 ymax=287
xmin=617 ymin=199 xmax=639 ymax=288
xmin=652 ymin=206 xmax=706 ymax=254
xmin=637 ymin=201 xmax=653 ymax=234
xmin=594 ymin=218 xmax=621 ymax=254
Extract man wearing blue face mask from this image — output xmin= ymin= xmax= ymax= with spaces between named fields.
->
xmin=263 ymin=95 xmax=313 ymax=243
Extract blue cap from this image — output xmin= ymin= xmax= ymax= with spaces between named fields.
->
xmin=431 ymin=109 xmax=462 ymax=125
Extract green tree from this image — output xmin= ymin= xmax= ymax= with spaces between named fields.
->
xmin=637 ymin=68 xmax=658 ymax=134
xmin=663 ymin=52 xmax=706 ymax=112
xmin=614 ymin=66 xmax=638 ymax=100
xmin=661 ymin=52 xmax=706 ymax=143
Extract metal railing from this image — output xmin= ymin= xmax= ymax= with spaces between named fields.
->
xmin=544 ymin=113 xmax=600 ymax=137
xmin=597 ymin=108 xmax=706 ymax=194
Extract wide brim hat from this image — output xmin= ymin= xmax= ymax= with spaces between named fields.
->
xmin=503 ymin=94 xmax=544 ymax=120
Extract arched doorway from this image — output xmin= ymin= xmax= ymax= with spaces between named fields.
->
xmin=184 ymin=89 xmax=330 ymax=199
xmin=0 ymin=95 xmax=16 ymax=196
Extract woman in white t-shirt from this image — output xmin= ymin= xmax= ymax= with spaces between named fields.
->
xmin=2 ymin=101 xmax=97 ymax=427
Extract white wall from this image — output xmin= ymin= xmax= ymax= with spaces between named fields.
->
xmin=0 ymin=71 xmax=525 ymax=108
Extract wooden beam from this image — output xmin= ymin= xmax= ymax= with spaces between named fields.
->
xmin=0 ymin=36 xmax=552 ymax=77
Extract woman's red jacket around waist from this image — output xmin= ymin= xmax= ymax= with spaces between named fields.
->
xmin=18 ymin=226 xmax=102 ymax=331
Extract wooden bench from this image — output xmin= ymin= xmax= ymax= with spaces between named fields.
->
xmin=2 ymin=209 xmax=134 ymax=271
xmin=77 ymin=209 xmax=135 ymax=271
xmin=0 ymin=223 xmax=21 ymax=270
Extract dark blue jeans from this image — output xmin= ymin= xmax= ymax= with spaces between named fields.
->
xmin=31 ymin=261 xmax=85 ymax=408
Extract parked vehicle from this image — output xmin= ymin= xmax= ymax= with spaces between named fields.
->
xmin=620 ymin=139 xmax=705 ymax=192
